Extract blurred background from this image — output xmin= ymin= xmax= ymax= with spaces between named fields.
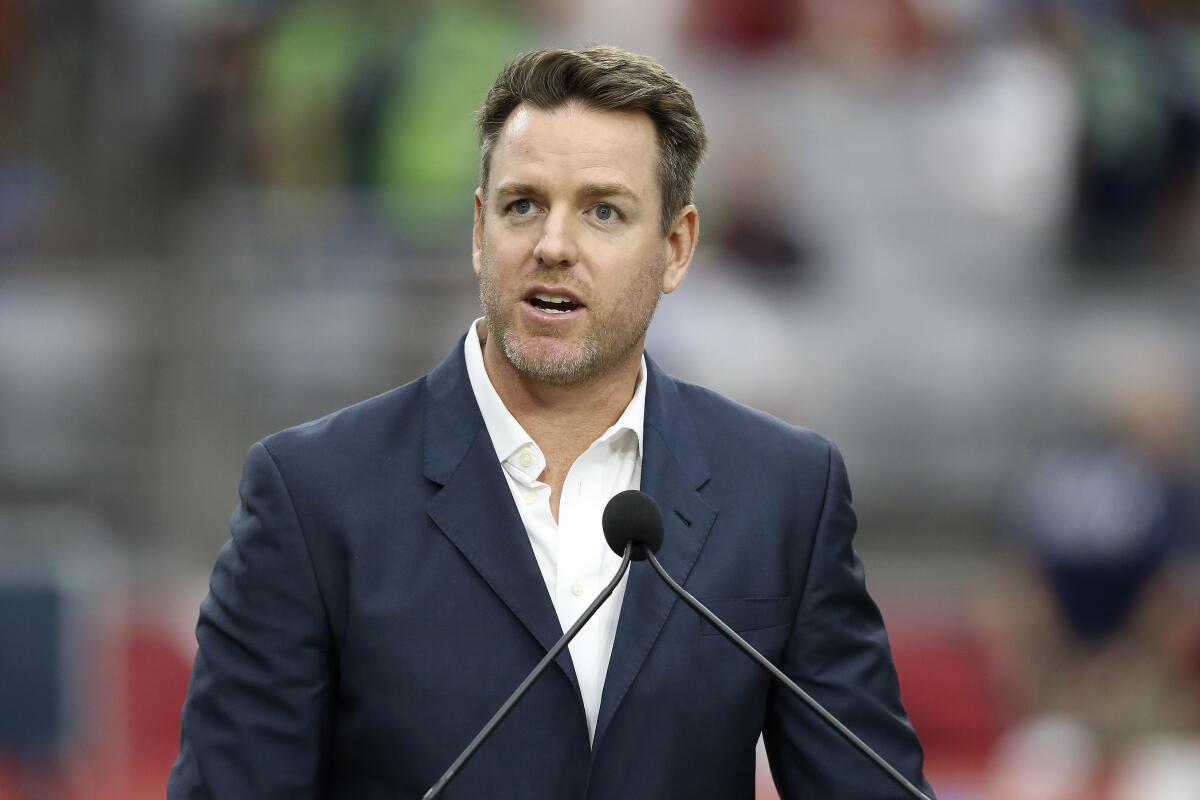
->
xmin=1 ymin=0 xmax=1199 ymax=797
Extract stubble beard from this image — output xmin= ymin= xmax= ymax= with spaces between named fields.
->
xmin=477 ymin=246 xmax=663 ymax=387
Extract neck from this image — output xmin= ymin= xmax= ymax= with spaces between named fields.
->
xmin=480 ymin=329 xmax=642 ymax=458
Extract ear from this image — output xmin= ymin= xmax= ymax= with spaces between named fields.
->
xmin=661 ymin=204 xmax=698 ymax=294
xmin=472 ymin=188 xmax=485 ymax=277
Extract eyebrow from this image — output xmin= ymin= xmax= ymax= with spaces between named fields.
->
xmin=493 ymin=182 xmax=543 ymax=199
xmin=493 ymin=181 xmax=640 ymax=205
xmin=578 ymin=182 xmax=639 ymax=204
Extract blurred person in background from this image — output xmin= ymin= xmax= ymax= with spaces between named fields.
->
xmin=168 ymin=45 xmax=932 ymax=799
xmin=705 ymin=132 xmax=814 ymax=286
xmin=255 ymin=0 xmax=536 ymax=246
xmin=980 ymin=361 xmax=1200 ymax=799
xmin=1061 ymin=0 xmax=1200 ymax=273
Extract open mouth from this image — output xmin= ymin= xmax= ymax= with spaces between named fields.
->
xmin=525 ymin=292 xmax=583 ymax=314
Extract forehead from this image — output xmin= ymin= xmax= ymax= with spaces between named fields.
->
xmin=490 ymin=103 xmax=659 ymax=196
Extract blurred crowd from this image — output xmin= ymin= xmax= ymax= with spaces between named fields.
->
xmin=1 ymin=1 xmax=1199 ymax=798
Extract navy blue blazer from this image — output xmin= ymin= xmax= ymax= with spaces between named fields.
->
xmin=169 ymin=339 xmax=933 ymax=799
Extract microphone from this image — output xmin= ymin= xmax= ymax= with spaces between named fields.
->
xmin=423 ymin=499 xmax=657 ymax=799
xmin=602 ymin=490 xmax=933 ymax=800
xmin=602 ymin=487 xmax=664 ymax=560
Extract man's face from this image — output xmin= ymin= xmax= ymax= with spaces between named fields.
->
xmin=473 ymin=102 xmax=693 ymax=386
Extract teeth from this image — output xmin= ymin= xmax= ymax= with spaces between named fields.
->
xmin=534 ymin=293 xmax=572 ymax=304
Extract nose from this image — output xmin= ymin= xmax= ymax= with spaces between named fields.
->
xmin=532 ymin=208 xmax=579 ymax=268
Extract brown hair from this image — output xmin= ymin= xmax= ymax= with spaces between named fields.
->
xmin=477 ymin=46 xmax=708 ymax=234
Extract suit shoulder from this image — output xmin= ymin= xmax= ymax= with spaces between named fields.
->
xmin=673 ymin=379 xmax=834 ymax=461
xmin=258 ymin=375 xmax=427 ymax=465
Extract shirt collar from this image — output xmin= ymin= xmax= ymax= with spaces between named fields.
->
xmin=463 ymin=318 xmax=646 ymax=468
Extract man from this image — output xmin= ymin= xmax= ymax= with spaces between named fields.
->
xmin=170 ymin=46 xmax=933 ymax=799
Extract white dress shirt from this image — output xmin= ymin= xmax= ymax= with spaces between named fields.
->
xmin=463 ymin=319 xmax=644 ymax=744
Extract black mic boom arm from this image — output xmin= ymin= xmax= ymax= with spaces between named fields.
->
xmin=644 ymin=551 xmax=933 ymax=800
xmin=423 ymin=543 xmax=635 ymax=800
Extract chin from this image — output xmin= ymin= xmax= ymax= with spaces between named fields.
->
xmin=506 ymin=337 xmax=599 ymax=385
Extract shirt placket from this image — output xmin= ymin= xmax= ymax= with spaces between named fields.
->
xmin=555 ymin=451 xmax=589 ymax=633
xmin=506 ymin=444 xmax=556 ymax=593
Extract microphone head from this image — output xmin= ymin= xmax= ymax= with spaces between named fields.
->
xmin=602 ymin=490 xmax=664 ymax=561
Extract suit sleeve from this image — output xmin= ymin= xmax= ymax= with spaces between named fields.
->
xmin=169 ymin=441 xmax=335 ymax=799
xmin=763 ymin=440 xmax=935 ymax=799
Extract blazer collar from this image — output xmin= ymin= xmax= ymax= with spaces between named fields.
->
xmin=423 ymin=337 xmax=585 ymax=722
xmin=591 ymin=354 xmax=717 ymax=748
xmin=422 ymin=335 xmax=486 ymax=485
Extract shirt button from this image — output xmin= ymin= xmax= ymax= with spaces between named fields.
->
xmin=518 ymin=450 xmax=534 ymax=468
xmin=571 ymin=581 xmax=584 ymax=597
xmin=522 ymin=490 xmax=537 ymax=505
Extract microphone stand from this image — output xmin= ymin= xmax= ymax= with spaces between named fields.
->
xmin=644 ymin=550 xmax=933 ymax=800
xmin=423 ymin=543 xmax=634 ymax=799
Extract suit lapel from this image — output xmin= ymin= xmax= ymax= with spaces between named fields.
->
xmin=592 ymin=357 xmax=717 ymax=748
xmin=422 ymin=339 xmax=582 ymax=700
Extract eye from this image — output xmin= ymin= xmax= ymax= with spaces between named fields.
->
xmin=509 ymin=198 xmax=534 ymax=215
xmin=592 ymin=203 xmax=619 ymax=223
